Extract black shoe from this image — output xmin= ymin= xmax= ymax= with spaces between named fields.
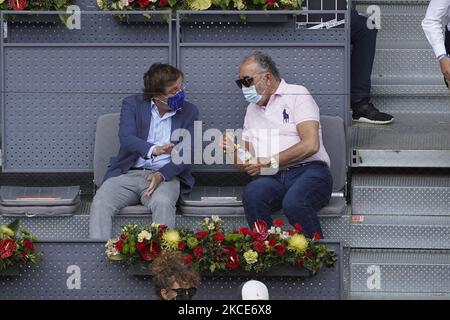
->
xmin=351 ymin=101 xmax=394 ymax=125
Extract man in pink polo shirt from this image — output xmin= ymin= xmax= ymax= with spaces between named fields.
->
xmin=221 ymin=52 xmax=332 ymax=238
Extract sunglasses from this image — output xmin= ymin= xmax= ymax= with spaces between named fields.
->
xmin=172 ymin=287 xmax=197 ymax=297
xmin=235 ymin=76 xmax=255 ymax=89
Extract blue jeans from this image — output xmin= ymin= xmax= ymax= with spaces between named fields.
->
xmin=242 ymin=161 xmax=333 ymax=238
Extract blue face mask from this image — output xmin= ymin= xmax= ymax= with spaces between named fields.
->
xmin=167 ymin=90 xmax=185 ymax=111
xmin=242 ymin=85 xmax=262 ymax=104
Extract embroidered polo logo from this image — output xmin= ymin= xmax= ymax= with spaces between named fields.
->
xmin=282 ymin=108 xmax=289 ymax=123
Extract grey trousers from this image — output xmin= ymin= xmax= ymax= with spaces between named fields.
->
xmin=89 ymin=170 xmax=180 ymax=240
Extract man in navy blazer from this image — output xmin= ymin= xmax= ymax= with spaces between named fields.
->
xmin=89 ymin=63 xmax=199 ymax=240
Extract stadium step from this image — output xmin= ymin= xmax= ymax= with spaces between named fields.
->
xmin=349 ymin=248 xmax=450 ymax=299
xmin=352 ymin=173 xmax=450 ymax=216
xmin=350 ymin=112 xmax=450 ymax=167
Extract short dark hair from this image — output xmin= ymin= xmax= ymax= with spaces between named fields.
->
xmin=143 ymin=63 xmax=184 ymax=102
xmin=243 ymin=51 xmax=281 ymax=80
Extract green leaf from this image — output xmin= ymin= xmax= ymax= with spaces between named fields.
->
xmin=7 ymin=219 xmax=20 ymax=234
xmin=108 ymin=254 xmax=125 ymax=261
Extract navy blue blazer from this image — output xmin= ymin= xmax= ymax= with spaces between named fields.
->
xmin=103 ymin=94 xmax=200 ymax=194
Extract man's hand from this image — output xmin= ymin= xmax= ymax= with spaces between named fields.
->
xmin=218 ymin=132 xmax=235 ymax=154
xmin=440 ymin=57 xmax=450 ymax=81
xmin=242 ymin=157 xmax=271 ymax=176
xmin=144 ymin=172 xmax=164 ymax=197
xmin=153 ymin=144 xmax=175 ymax=156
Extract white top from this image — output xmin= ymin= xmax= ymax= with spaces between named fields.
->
xmin=422 ymin=0 xmax=450 ymax=58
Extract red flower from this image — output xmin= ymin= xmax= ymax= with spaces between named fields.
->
xmin=252 ymin=240 xmax=266 ymax=253
xmin=252 ymin=220 xmax=269 ymax=241
xmin=140 ymin=241 xmax=161 ymax=261
xmin=213 ymin=233 xmax=225 ymax=244
xmin=239 ymin=227 xmax=251 ymax=235
xmin=0 ymin=239 xmax=15 ymax=259
xmin=294 ymin=224 xmax=303 ymax=233
xmin=193 ymin=246 xmax=204 ymax=258
xmin=159 ymin=0 xmax=168 ymax=6
xmin=137 ymin=0 xmax=150 ymax=8
xmin=178 ymin=241 xmax=187 ymax=251
xmin=9 ymin=0 xmax=27 ymax=10
xmin=159 ymin=225 xmax=168 ymax=230
xmin=268 ymin=237 xmax=277 ymax=247
xmin=296 ymin=258 xmax=304 ymax=266
xmin=135 ymin=242 xmax=145 ymax=251
xmin=183 ymin=254 xmax=193 ymax=266
xmin=273 ymin=218 xmax=284 ymax=227
xmin=312 ymin=232 xmax=322 ymax=240
xmin=287 ymin=230 xmax=295 ymax=236
xmin=267 ymin=0 xmax=277 ymax=6
xmin=224 ymin=246 xmax=239 ymax=270
xmin=274 ymin=244 xmax=286 ymax=255
xmin=195 ymin=231 xmax=208 ymax=239
xmin=23 ymin=239 xmax=35 ymax=252
xmin=120 ymin=234 xmax=127 ymax=240
xmin=304 ymin=250 xmax=313 ymax=258
xmin=114 ymin=240 xmax=124 ymax=252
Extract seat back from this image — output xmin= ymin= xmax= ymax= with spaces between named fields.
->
xmin=320 ymin=115 xmax=347 ymax=193
xmin=93 ymin=113 xmax=121 ymax=188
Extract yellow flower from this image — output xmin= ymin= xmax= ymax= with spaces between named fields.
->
xmin=0 ymin=225 xmax=14 ymax=237
xmin=243 ymin=250 xmax=258 ymax=264
xmin=161 ymin=230 xmax=181 ymax=250
xmin=288 ymin=234 xmax=308 ymax=253
xmin=233 ymin=0 xmax=245 ymax=10
xmin=137 ymin=230 xmax=152 ymax=243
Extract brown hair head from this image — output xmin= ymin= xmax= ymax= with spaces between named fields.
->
xmin=143 ymin=63 xmax=184 ymax=102
xmin=151 ymin=250 xmax=200 ymax=299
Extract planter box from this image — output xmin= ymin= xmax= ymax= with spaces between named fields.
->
xmin=6 ymin=14 xmax=64 ymax=24
xmin=0 ymin=265 xmax=20 ymax=277
xmin=128 ymin=264 xmax=310 ymax=278
xmin=181 ymin=13 xmax=291 ymax=24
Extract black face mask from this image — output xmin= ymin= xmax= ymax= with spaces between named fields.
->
xmin=173 ymin=287 xmax=197 ymax=300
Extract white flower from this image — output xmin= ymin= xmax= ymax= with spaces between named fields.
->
xmin=105 ymin=240 xmax=119 ymax=257
xmin=151 ymin=222 xmax=160 ymax=228
xmin=137 ymin=230 xmax=152 ymax=243
xmin=269 ymin=226 xmax=282 ymax=235
xmin=96 ymin=0 xmax=106 ymax=10
xmin=204 ymin=217 xmax=210 ymax=225
xmin=280 ymin=231 xmax=290 ymax=240
xmin=211 ymin=215 xmax=221 ymax=223
xmin=208 ymin=223 xmax=215 ymax=231
xmin=119 ymin=0 xmax=129 ymax=9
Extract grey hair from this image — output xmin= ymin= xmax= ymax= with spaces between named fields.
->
xmin=243 ymin=51 xmax=281 ymax=80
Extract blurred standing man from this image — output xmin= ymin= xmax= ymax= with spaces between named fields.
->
xmin=422 ymin=0 xmax=450 ymax=86
xmin=351 ymin=8 xmax=394 ymax=124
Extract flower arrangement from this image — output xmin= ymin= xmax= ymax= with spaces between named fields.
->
xmin=0 ymin=219 xmax=42 ymax=271
xmin=0 ymin=0 xmax=76 ymax=11
xmin=97 ymin=0 xmax=303 ymax=12
xmin=106 ymin=216 xmax=337 ymax=276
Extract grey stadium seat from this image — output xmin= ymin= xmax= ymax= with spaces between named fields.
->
xmin=93 ymin=113 xmax=151 ymax=215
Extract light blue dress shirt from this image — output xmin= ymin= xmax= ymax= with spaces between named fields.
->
xmin=134 ymin=100 xmax=176 ymax=171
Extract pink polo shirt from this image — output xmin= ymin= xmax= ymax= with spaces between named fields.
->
xmin=242 ymin=79 xmax=330 ymax=167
